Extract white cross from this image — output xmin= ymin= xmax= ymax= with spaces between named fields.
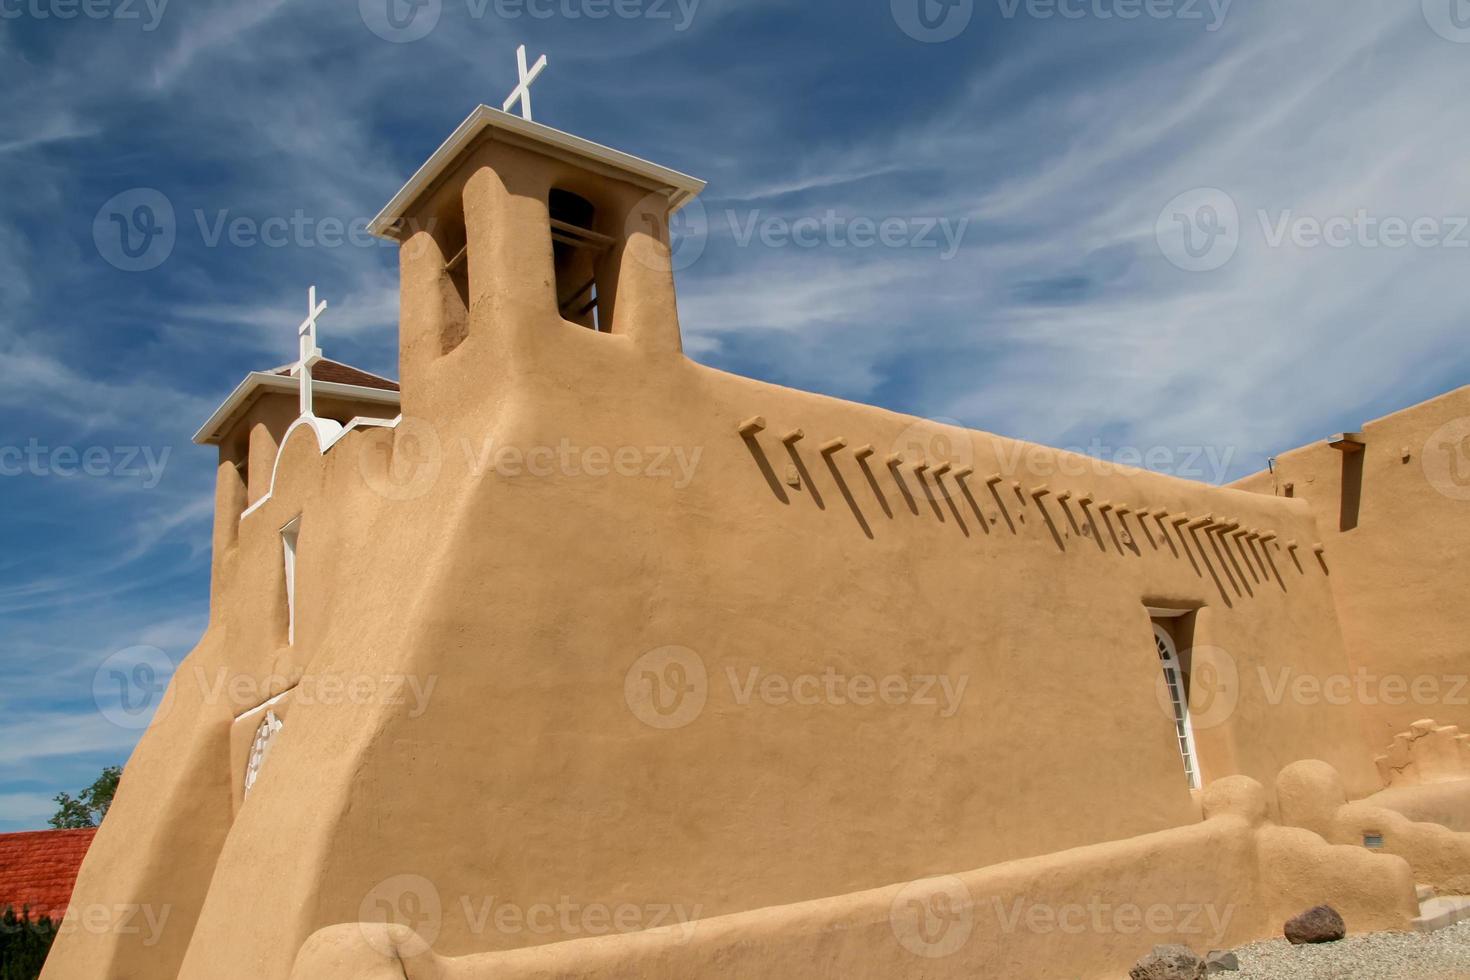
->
xmin=291 ymin=285 xmax=327 ymax=418
xmin=502 ymin=44 xmax=548 ymax=122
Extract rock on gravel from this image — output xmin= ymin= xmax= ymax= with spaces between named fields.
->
xmin=1205 ymin=949 xmax=1240 ymax=973
xmin=1227 ymin=918 xmax=1470 ymax=979
xmin=1129 ymin=944 xmax=1206 ymax=980
xmin=1284 ymin=905 xmax=1346 ymax=945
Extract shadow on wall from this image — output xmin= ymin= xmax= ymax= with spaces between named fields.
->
xmin=739 ymin=422 xmax=1311 ymax=616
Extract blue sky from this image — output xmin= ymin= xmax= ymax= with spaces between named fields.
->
xmin=1 ymin=0 xmax=1468 ymax=831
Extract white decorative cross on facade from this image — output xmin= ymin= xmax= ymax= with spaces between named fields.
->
xmin=292 ymin=285 xmax=327 ymax=418
xmin=502 ymin=44 xmax=548 ymax=122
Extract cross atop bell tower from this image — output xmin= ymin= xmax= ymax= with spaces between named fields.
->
xmin=290 ymin=285 xmax=327 ymax=418
xmin=501 ymin=44 xmax=548 ymax=122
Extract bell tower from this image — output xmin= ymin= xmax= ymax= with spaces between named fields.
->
xmin=368 ymin=95 xmax=705 ymax=416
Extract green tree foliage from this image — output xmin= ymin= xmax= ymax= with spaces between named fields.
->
xmin=0 ymin=907 xmax=57 ymax=980
xmin=48 ymin=767 xmax=120 ymax=830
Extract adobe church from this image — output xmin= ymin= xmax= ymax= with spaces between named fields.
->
xmin=42 ymin=58 xmax=1470 ymax=978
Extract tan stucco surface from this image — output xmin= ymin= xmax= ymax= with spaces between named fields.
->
xmin=1234 ymin=387 xmax=1470 ymax=745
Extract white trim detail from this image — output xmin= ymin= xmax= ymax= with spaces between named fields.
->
xmin=239 ymin=414 xmax=403 ymax=521
xmin=291 ymin=285 xmax=329 ymax=418
xmin=367 ymin=105 xmax=706 ymax=241
xmin=233 ymin=686 xmax=296 ymax=723
xmin=1154 ymin=623 xmax=1201 ymax=790
xmin=192 ymin=372 xmax=400 ymax=446
xmin=281 ymin=516 xmax=301 ymax=646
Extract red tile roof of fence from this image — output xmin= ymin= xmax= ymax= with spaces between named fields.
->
xmin=0 ymin=828 xmax=97 ymax=921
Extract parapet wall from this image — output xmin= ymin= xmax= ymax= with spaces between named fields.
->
xmin=1234 ymin=385 xmax=1470 ymax=744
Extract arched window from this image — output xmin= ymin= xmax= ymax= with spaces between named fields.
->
xmin=1153 ymin=624 xmax=1201 ymax=789
xmin=244 ymin=710 xmax=284 ymax=798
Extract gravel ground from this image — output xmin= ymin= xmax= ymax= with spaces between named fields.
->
xmin=1226 ymin=920 xmax=1470 ymax=979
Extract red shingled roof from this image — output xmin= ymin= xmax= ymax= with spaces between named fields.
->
xmin=0 ymin=828 xmax=96 ymax=921
xmin=271 ymin=358 xmax=400 ymax=392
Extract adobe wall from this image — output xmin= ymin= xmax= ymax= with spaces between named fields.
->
xmin=1234 ymin=386 xmax=1470 ymax=746
xmin=44 ymin=141 xmax=1403 ymax=980
xmin=286 ymin=777 xmax=1417 ymax=980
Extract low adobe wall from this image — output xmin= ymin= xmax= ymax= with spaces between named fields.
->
xmin=1277 ymin=760 xmax=1470 ymax=895
xmin=287 ymin=776 xmax=1416 ymax=980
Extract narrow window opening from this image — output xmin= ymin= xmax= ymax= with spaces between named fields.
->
xmin=1339 ymin=449 xmax=1364 ymax=532
xmin=1153 ymin=623 xmax=1201 ymax=790
xmin=282 ymin=517 xmax=300 ymax=645
xmin=550 ymin=189 xmax=615 ymax=331
xmin=440 ymin=209 xmax=470 ymax=354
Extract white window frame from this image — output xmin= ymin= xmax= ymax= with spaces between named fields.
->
xmin=1153 ymin=623 xmax=1201 ymax=790
xmin=282 ymin=517 xmax=301 ymax=645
